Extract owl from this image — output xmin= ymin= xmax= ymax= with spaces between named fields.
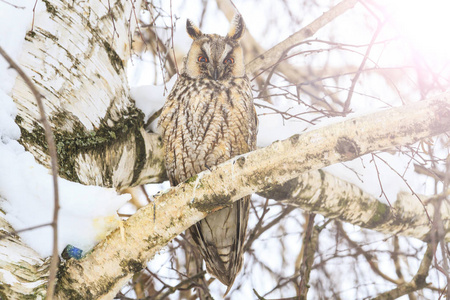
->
xmin=158 ymin=14 xmax=258 ymax=290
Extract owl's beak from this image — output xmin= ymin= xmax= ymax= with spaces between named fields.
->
xmin=208 ymin=65 xmax=221 ymax=80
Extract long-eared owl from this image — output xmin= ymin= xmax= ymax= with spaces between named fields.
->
xmin=158 ymin=14 xmax=258 ymax=289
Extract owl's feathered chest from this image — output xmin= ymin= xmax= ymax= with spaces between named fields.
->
xmin=159 ymin=75 xmax=256 ymax=184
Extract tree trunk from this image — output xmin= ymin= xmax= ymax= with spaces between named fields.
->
xmin=13 ymin=0 xmax=165 ymax=189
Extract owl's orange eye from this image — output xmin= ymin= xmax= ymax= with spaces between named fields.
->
xmin=198 ymin=56 xmax=208 ymax=63
xmin=224 ymin=57 xmax=234 ymax=64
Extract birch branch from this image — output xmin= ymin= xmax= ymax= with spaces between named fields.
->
xmin=259 ymin=170 xmax=446 ymax=242
xmin=56 ymin=92 xmax=450 ymax=299
xmin=0 ymin=209 xmax=49 ymax=299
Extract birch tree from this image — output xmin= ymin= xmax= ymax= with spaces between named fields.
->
xmin=1 ymin=0 xmax=449 ymax=299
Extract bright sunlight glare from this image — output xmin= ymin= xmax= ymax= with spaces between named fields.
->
xmin=388 ymin=0 xmax=450 ymax=62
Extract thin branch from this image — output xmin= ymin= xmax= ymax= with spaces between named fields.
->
xmin=371 ymin=243 xmax=434 ymax=300
xmin=297 ymin=213 xmax=317 ymax=299
xmin=0 ymin=222 xmax=53 ymax=241
xmin=392 ymin=236 xmax=406 ymax=283
xmin=244 ymin=205 xmax=295 ymax=252
xmin=371 ymin=153 xmax=392 ymax=206
xmin=155 ymin=271 xmax=207 ymax=300
xmin=0 ymin=0 xmax=25 ymax=9
xmin=107 ymin=0 xmax=120 ymax=40
xmin=169 ymin=0 xmax=179 ymax=75
xmin=336 ymin=221 xmax=402 ymax=285
xmin=246 ymin=0 xmax=360 ymax=75
xmin=343 ymin=19 xmax=384 ymax=112
xmin=244 ymin=198 xmax=270 ymax=249
xmin=31 ymin=0 xmax=38 ymax=31
xmin=373 ymin=153 xmax=431 ymax=223
xmin=0 ymin=46 xmax=60 ymax=299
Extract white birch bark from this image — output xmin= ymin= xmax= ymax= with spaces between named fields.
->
xmin=0 ymin=209 xmax=49 ymax=299
xmin=12 ymin=0 xmax=165 ymax=188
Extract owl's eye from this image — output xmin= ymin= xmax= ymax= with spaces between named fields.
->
xmin=198 ymin=56 xmax=208 ymax=63
xmin=224 ymin=57 xmax=234 ymax=64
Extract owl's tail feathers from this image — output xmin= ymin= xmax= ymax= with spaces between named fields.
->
xmin=223 ymin=282 xmax=234 ymax=297
xmin=190 ymin=196 xmax=250 ymax=294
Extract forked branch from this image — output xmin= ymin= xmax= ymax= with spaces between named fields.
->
xmin=56 ymin=92 xmax=450 ymax=299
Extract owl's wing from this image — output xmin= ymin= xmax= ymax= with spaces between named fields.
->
xmin=189 ymin=195 xmax=250 ymax=291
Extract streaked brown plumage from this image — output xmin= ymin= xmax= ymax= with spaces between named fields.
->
xmin=158 ymin=14 xmax=257 ymax=290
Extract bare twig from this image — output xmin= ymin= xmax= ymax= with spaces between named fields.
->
xmin=343 ymin=20 xmax=384 ymax=112
xmin=244 ymin=205 xmax=295 ymax=252
xmin=31 ymin=0 xmax=38 ymax=31
xmin=414 ymin=163 xmax=445 ymax=182
xmin=145 ymin=107 xmax=163 ymax=131
xmin=0 ymin=222 xmax=53 ymax=241
xmin=129 ymin=0 xmax=147 ymax=55
xmin=155 ymin=271 xmax=207 ymax=300
xmin=371 ymin=243 xmax=434 ymax=300
xmin=373 ymin=153 xmax=432 ymax=223
xmin=371 ymin=153 xmax=392 ymax=206
xmin=107 ymin=0 xmax=120 ymax=41
xmin=0 ymin=0 xmax=25 ymax=9
xmin=296 ymin=213 xmax=317 ymax=299
xmin=169 ymin=0 xmax=179 ymax=75
xmin=392 ymin=236 xmax=406 ymax=283
xmin=336 ymin=221 xmax=402 ymax=285
xmin=246 ymin=0 xmax=360 ymax=75
xmin=0 ymin=46 xmax=60 ymax=299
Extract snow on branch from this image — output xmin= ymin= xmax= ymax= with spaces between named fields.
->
xmin=56 ymin=92 xmax=450 ymax=299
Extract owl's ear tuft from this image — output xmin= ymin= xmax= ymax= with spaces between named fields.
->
xmin=186 ymin=19 xmax=203 ymax=39
xmin=226 ymin=14 xmax=245 ymax=41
